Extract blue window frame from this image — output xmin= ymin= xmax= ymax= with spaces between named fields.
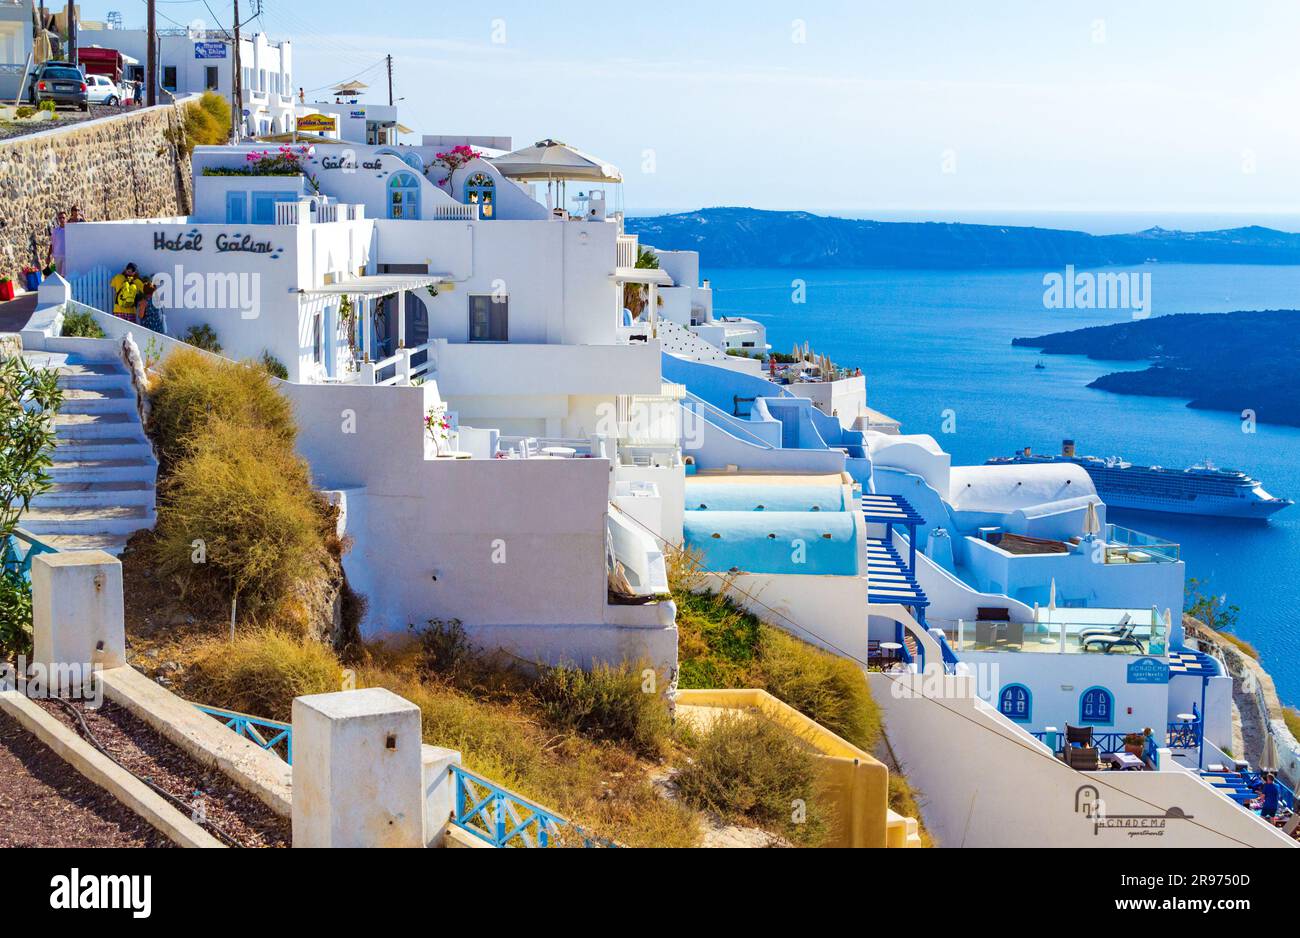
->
xmin=1079 ymin=686 xmax=1114 ymax=726
xmin=388 ymin=172 xmax=421 ymax=219
xmin=464 ymin=172 xmax=496 ymax=220
xmin=251 ymin=190 xmax=299 ymax=225
xmin=225 ymin=191 xmax=248 ymax=224
xmin=997 ymin=684 xmax=1032 ymax=723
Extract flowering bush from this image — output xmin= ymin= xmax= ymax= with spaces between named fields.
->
xmin=424 ymin=408 xmax=452 ymax=453
xmin=203 ymin=145 xmax=313 ymax=177
xmin=434 ymin=144 xmax=483 ymax=188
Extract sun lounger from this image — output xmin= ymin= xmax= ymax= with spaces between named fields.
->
xmin=1079 ymin=614 xmax=1132 ymax=642
xmin=1081 ymin=624 xmax=1144 ymax=655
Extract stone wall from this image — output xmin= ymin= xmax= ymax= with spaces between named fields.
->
xmin=0 ymin=104 xmax=193 ymax=276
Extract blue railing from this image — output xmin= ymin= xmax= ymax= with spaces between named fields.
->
xmin=449 ymin=764 xmax=613 ymax=848
xmin=1167 ymin=718 xmax=1203 ymax=751
xmin=194 ymin=704 xmax=293 ymax=764
xmin=1 ymin=529 xmax=59 ymax=583
xmin=1034 ymin=722 xmax=1201 ymax=758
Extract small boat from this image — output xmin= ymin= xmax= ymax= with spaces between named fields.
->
xmin=1034 ymin=359 xmax=1046 ymax=370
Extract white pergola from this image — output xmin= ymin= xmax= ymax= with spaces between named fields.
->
xmin=299 ymin=273 xmax=450 ymax=362
xmin=613 ymin=265 xmax=673 ymax=330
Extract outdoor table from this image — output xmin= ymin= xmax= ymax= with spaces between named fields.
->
xmin=542 ymin=446 xmax=577 ymax=458
xmin=879 ymin=642 xmax=903 ymax=669
xmin=1107 ymin=752 xmax=1143 ymax=771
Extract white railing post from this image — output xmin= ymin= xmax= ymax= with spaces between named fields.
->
xmin=398 ymin=348 xmax=411 ymax=385
xmin=360 ymin=361 xmax=377 ymax=385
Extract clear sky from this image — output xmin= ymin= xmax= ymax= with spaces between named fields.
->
xmin=81 ymin=1 xmax=1300 ymax=217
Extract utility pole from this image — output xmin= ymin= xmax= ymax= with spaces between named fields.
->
xmin=146 ymin=0 xmax=156 ymax=106
xmin=386 ymin=53 xmax=393 ymax=106
xmin=67 ymin=1 xmax=77 ymax=66
xmin=231 ymin=0 xmax=241 ymax=141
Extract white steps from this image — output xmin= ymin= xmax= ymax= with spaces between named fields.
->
xmin=19 ymin=352 xmax=158 ymax=556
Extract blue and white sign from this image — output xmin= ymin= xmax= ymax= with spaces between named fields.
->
xmin=194 ymin=41 xmax=227 ymax=59
xmin=1127 ymin=657 xmax=1171 ymax=685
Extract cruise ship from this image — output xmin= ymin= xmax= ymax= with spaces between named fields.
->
xmin=988 ymin=440 xmax=1293 ymax=520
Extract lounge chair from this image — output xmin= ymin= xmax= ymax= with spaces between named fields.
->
xmin=1081 ymin=624 xmax=1144 ymax=655
xmin=1065 ymin=724 xmax=1094 ymax=749
xmin=1003 ymin=620 xmax=1025 ymax=646
xmin=975 ymin=620 xmax=995 ymax=646
xmin=1079 ymin=613 xmax=1132 ymax=642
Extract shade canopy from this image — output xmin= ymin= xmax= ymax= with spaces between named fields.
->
xmin=492 ymin=138 xmax=623 ymax=183
xmin=332 ymin=80 xmax=369 ymax=93
xmin=298 ymin=272 xmax=449 ymax=298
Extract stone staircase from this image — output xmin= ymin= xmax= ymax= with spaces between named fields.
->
xmin=20 ymin=346 xmax=157 ymax=556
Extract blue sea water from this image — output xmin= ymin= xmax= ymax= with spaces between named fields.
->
xmin=706 ymin=263 xmax=1300 ymax=705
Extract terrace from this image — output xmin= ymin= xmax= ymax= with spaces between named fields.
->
xmin=948 ymin=606 xmax=1171 ymax=656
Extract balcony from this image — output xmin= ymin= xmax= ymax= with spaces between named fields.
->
xmin=616 ymin=233 xmax=639 ymax=269
xmin=1102 ymin=523 xmax=1180 ymax=564
xmin=947 ymin=606 xmax=1170 ymax=656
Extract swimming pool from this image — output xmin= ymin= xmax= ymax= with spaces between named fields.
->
xmin=684 ymin=483 xmax=845 ymax=513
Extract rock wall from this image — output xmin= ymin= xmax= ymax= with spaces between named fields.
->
xmin=0 ymin=104 xmax=193 ymax=276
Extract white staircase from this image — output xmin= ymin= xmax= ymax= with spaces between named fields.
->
xmin=20 ymin=347 xmax=157 ymax=556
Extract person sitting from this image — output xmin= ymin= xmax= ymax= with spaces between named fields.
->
xmin=110 ymin=263 xmax=150 ymax=323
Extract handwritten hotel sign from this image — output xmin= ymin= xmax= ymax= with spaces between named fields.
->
xmin=320 ymin=155 xmax=382 ymax=172
xmin=153 ymin=230 xmax=282 ymax=258
xmin=1126 ymin=657 xmax=1170 ymax=685
xmin=296 ymin=113 xmax=338 ymax=133
xmin=194 ymin=41 xmax=227 ymax=59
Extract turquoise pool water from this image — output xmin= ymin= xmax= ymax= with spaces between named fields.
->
xmin=684 ymin=482 xmax=859 ymax=575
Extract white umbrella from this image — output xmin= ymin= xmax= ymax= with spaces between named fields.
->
xmin=491 ymin=139 xmax=623 ymax=183
xmin=1083 ymin=500 xmax=1101 ymax=538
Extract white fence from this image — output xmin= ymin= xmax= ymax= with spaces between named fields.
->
xmin=275 ymin=199 xmax=365 ymax=225
xmin=428 ymin=203 xmax=480 ymax=221
xmin=616 ymin=234 xmax=639 ymax=268
xmin=69 ymin=264 xmax=115 ymax=313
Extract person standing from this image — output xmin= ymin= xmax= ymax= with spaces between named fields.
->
xmin=110 ymin=262 xmax=149 ymax=323
xmin=1259 ymin=772 xmax=1281 ymax=819
xmin=68 ymin=205 xmax=85 ymax=224
xmin=46 ymin=209 xmax=67 ymax=274
xmin=1141 ymin=727 xmax=1160 ymax=770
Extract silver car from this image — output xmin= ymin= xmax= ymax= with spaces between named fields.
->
xmin=85 ymin=74 xmax=122 ymax=106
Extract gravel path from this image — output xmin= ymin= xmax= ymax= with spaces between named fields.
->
xmin=0 ymin=710 xmax=172 ymax=847
xmin=36 ymin=698 xmax=290 ymax=848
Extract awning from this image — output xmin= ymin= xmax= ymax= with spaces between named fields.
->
xmin=492 ymin=138 xmax=622 ymax=183
xmin=298 ymin=273 xmax=451 ymax=298
xmin=612 ymin=268 xmax=673 ymax=286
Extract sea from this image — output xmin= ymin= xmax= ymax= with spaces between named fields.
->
xmin=706 ymin=262 xmax=1300 ymax=705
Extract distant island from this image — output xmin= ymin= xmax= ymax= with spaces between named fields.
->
xmin=1014 ymin=310 xmax=1300 ymax=427
xmin=626 ymin=207 xmax=1300 ymax=269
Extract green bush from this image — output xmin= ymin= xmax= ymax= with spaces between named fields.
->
xmin=259 ymin=351 xmax=288 ymax=380
xmin=182 ymin=323 xmax=222 ymax=354
xmin=60 ymin=309 xmax=106 ymax=338
xmin=0 ymin=570 xmax=33 ymax=658
xmin=530 ymin=661 xmax=673 ymax=757
xmin=151 ymin=419 xmax=328 ymax=615
xmin=15 ymin=106 xmax=34 ymax=119
xmin=674 ymin=713 xmax=831 ymax=845
xmin=184 ymin=627 xmax=342 ymax=721
xmin=148 ymin=347 xmax=295 ymax=469
xmin=38 ymin=100 xmax=55 ymax=114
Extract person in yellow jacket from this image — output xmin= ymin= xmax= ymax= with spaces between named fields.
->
xmin=110 ymin=263 xmax=150 ymax=322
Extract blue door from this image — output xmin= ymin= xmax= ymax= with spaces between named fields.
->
xmin=251 ymin=191 xmax=299 ymax=224
xmin=225 ymin=191 xmax=248 ymax=224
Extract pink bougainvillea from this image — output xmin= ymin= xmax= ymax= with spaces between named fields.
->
xmin=434 ymin=144 xmax=483 ymax=187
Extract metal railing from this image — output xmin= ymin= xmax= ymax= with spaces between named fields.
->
xmin=1104 ymin=524 xmax=1181 ymax=563
xmin=1 ymin=529 xmax=59 ymax=584
xmin=193 ymin=704 xmax=293 ymax=764
xmin=449 ymin=764 xmax=612 ymax=848
xmin=1033 ymin=720 xmax=1201 ymax=756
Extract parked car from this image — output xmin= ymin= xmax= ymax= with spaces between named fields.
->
xmin=84 ymin=74 xmax=122 ymax=106
xmin=29 ymin=62 xmax=89 ymax=111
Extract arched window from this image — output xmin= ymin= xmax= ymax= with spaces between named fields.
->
xmin=376 ymin=147 xmax=424 ymax=173
xmin=464 ymin=172 xmax=496 ymax=220
xmin=997 ymin=684 xmax=1032 ymax=723
xmin=1079 ymin=686 xmax=1114 ymax=726
xmin=388 ymin=172 xmax=420 ymax=219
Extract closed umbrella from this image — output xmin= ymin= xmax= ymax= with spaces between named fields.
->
xmin=1084 ymin=500 xmax=1101 ymax=538
xmin=1263 ymin=730 xmax=1280 ymax=772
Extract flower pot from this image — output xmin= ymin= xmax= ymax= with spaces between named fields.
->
xmin=23 ymin=271 xmax=42 ymax=291
xmin=1124 ymin=743 xmax=1144 ymax=757
xmin=0 ymin=280 xmax=14 ymax=302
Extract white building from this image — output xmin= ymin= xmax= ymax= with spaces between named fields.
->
xmin=0 ymin=0 xmax=33 ymax=101
xmin=75 ymin=26 xmax=295 ymax=136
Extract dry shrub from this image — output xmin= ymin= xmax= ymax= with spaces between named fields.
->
xmin=184 ymin=628 xmax=343 ymax=720
xmin=674 ymin=712 xmax=831 ymax=846
xmin=149 ymin=347 xmax=296 ymax=470
xmin=152 ymin=419 xmax=328 ymax=615
xmin=530 ymin=661 xmax=673 ymax=758
xmin=760 ymin=627 xmax=881 ymax=750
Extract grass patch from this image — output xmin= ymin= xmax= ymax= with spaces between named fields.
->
xmin=1283 ymin=707 xmax=1300 ymax=742
xmin=888 ymin=775 xmax=933 ymax=848
xmin=1217 ymin=630 xmax=1260 ymax=660
xmin=673 ymin=574 xmax=881 ymax=750
xmin=531 ymin=661 xmax=673 ymax=758
xmin=184 ymin=627 xmax=343 ymax=720
xmin=674 ymin=712 xmax=831 ymax=846
xmin=179 ymin=627 xmax=700 ymax=847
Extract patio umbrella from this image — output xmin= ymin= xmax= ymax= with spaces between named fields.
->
xmin=1263 ymin=730 xmax=1280 ymax=772
xmin=1083 ymin=500 xmax=1101 ymax=538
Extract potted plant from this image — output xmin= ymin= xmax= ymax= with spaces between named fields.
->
xmin=0 ymin=275 xmax=14 ymax=302
xmin=1123 ymin=732 xmax=1145 ymax=756
xmin=20 ymin=265 xmax=42 ymax=292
